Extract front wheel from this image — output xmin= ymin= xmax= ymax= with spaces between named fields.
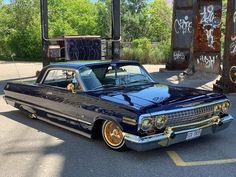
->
xmin=102 ymin=120 xmax=126 ymax=151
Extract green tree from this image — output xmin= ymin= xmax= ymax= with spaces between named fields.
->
xmin=121 ymin=0 xmax=149 ymax=41
xmin=147 ymin=0 xmax=172 ymax=42
xmin=48 ymin=0 xmax=98 ymax=37
xmin=0 ymin=0 xmax=173 ymax=61
xmin=123 ymin=0 xmax=148 ymax=13
xmin=221 ymin=0 xmax=227 ymax=55
xmin=0 ymin=2 xmax=13 ymax=56
xmin=9 ymin=0 xmax=41 ymax=58
xmin=96 ymin=0 xmax=112 ymax=38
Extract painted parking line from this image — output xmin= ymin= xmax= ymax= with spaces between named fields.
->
xmin=167 ymin=151 xmax=236 ymax=166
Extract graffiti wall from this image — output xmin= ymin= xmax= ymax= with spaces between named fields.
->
xmin=214 ymin=0 xmax=236 ymax=93
xmin=65 ymin=36 xmax=101 ymax=61
xmin=229 ymin=1 xmax=236 ymax=86
xmin=193 ymin=0 xmax=222 ymax=73
xmin=167 ymin=0 xmax=194 ymax=70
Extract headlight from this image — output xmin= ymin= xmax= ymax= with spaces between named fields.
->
xmin=141 ymin=118 xmax=154 ymax=131
xmin=141 ymin=115 xmax=168 ymax=132
xmin=222 ymin=101 xmax=230 ymax=112
xmin=214 ymin=104 xmax=222 ymax=112
xmin=214 ymin=101 xmax=230 ymax=113
xmin=155 ymin=115 xmax=168 ymax=129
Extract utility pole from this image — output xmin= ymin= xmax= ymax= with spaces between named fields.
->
xmin=112 ymin=0 xmax=121 ymax=60
xmin=40 ymin=0 xmax=49 ymax=67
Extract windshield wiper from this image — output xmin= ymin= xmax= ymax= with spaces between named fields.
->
xmin=93 ymin=84 xmax=117 ymax=90
xmin=127 ymin=80 xmax=152 ymax=85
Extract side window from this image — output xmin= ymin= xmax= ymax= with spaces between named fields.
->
xmin=43 ymin=69 xmax=80 ymax=89
xmin=105 ymin=66 xmax=116 ymax=78
xmin=44 ymin=70 xmax=65 ymax=83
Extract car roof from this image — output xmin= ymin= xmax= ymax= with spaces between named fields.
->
xmin=49 ymin=60 xmax=139 ymax=69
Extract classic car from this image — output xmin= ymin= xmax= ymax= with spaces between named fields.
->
xmin=4 ymin=60 xmax=234 ymax=151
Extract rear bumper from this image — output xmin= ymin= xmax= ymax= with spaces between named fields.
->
xmin=124 ymin=115 xmax=234 ymax=151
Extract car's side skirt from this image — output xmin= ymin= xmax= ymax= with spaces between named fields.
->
xmin=4 ymin=96 xmax=92 ymax=139
xmin=37 ymin=116 xmax=91 ymax=138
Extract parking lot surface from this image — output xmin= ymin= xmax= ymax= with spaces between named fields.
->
xmin=0 ymin=61 xmax=235 ymax=177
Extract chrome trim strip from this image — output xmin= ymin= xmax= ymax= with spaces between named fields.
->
xmin=138 ymin=99 xmax=229 ymax=130
xmin=37 ymin=116 xmax=91 ymax=138
xmin=5 ymin=96 xmax=92 ymax=126
xmin=125 ymin=115 xmax=233 ymax=144
xmin=122 ymin=117 xmax=137 ymax=125
xmin=170 ymin=116 xmax=219 ymax=129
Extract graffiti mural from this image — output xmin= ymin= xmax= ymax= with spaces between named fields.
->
xmin=214 ymin=0 xmax=236 ymax=92
xmin=174 ymin=16 xmax=193 ymax=34
xmin=230 ymin=11 xmax=236 ymax=55
xmin=229 ymin=66 xmax=236 ymax=84
xmin=230 ymin=36 xmax=236 ymax=54
xmin=173 ymin=50 xmax=185 ymax=62
xmin=196 ymin=55 xmax=218 ymax=70
xmin=168 ymin=0 xmax=194 ymax=70
xmin=65 ymin=36 xmax=101 ymax=61
xmin=233 ymin=11 xmax=236 ymax=23
xmin=193 ymin=1 xmax=222 ymax=74
xmin=199 ymin=5 xmax=221 ymax=49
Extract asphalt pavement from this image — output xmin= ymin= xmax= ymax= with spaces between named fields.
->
xmin=0 ymin=61 xmax=236 ymax=177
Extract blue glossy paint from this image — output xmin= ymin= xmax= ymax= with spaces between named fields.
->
xmin=4 ymin=60 xmax=228 ymax=138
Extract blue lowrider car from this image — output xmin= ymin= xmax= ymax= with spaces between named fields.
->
xmin=4 ymin=60 xmax=234 ymax=151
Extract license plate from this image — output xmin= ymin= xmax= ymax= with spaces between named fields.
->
xmin=186 ymin=129 xmax=202 ymax=140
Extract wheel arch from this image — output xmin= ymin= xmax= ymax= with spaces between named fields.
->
xmin=91 ymin=116 xmax=123 ymax=139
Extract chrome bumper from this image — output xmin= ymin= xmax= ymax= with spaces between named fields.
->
xmin=124 ymin=115 xmax=234 ymax=151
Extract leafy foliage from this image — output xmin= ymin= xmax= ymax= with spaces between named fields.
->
xmin=0 ymin=0 xmax=172 ymax=63
xmin=121 ymin=37 xmax=171 ymax=64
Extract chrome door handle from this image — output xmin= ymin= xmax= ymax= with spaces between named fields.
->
xmin=46 ymin=91 xmax=53 ymax=95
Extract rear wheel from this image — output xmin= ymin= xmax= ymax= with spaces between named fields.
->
xmin=102 ymin=120 xmax=126 ymax=150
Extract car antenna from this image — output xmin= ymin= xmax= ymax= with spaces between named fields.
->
xmin=11 ymin=53 xmax=22 ymax=82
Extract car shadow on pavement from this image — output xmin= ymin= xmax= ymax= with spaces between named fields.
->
xmin=1 ymin=110 xmax=174 ymax=177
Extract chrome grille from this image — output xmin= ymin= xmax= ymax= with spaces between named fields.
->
xmin=166 ymin=105 xmax=215 ymax=127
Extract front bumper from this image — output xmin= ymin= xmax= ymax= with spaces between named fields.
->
xmin=124 ymin=115 xmax=234 ymax=151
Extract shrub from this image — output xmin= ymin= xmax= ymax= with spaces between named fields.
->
xmin=121 ymin=38 xmax=170 ymax=64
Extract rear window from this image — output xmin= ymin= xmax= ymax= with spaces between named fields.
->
xmin=43 ymin=69 xmax=79 ymax=89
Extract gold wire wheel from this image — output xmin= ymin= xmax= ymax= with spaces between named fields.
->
xmin=103 ymin=121 xmax=124 ymax=148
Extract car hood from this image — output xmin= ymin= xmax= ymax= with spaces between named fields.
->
xmin=89 ymin=83 xmax=226 ymax=113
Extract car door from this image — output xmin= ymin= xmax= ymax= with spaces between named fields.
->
xmin=39 ymin=68 xmax=96 ymax=132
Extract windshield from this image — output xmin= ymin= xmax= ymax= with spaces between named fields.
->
xmin=78 ymin=63 xmax=154 ymax=91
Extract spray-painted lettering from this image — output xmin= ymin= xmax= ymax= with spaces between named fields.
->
xmin=233 ymin=11 xmax=236 ymax=23
xmin=197 ymin=55 xmax=217 ymax=69
xmin=173 ymin=51 xmax=185 ymax=61
xmin=174 ymin=16 xmax=192 ymax=34
xmin=200 ymin=5 xmax=221 ymax=49
xmin=230 ymin=36 xmax=236 ymax=54
xmin=200 ymin=5 xmax=220 ymax=28
xmin=205 ymin=29 xmax=215 ymax=49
